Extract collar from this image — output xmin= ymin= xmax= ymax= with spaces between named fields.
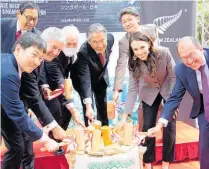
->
xmin=11 ymin=53 xmax=21 ymax=78
xmin=16 ymin=20 xmax=21 ymax=33
xmin=126 ymin=26 xmax=142 ymax=39
xmin=18 ymin=65 xmax=22 ymax=78
xmin=16 ymin=20 xmax=27 ymax=33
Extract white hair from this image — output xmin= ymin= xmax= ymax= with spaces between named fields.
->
xmin=62 ymin=25 xmax=80 ymax=38
xmin=41 ymin=27 xmax=66 ymax=44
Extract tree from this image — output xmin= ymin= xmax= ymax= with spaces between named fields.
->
xmin=197 ymin=0 xmax=209 ymax=46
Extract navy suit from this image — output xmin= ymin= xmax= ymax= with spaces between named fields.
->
xmin=1 ymin=18 xmax=40 ymax=53
xmin=161 ymin=48 xmax=209 ymax=169
xmin=1 ymin=53 xmax=43 ymax=169
xmin=1 ymin=17 xmax=40 ymax=169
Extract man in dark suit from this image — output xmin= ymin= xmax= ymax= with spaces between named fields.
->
xmin=1 ymin=2 xmax=46 ymax=168
xmin=71 ymin=23 xmax=114 ymax=126
xmin=1 ymin=32 xmax=59 ymax=169
xmin=148 ymin=36 xmax=209 ymax=169
xmin=20 ymin=27 xmax=67 ymax=146
xmin=42 ymin=25 xmax=83 ymax=130
xmin=1 ymin=1 xmax=40 ymax=53
xmin=2 ymin=0 xmax=66 ymax=162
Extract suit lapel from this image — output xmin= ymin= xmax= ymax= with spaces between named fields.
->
xmin=186 ymin=67 xmax=200 ymax=97
xmin=86 ymin=35 xmax=112 ymax=69
xmin=36 ymin=61 xmax=44 ymax=82
xmin=185 ymin=49 xmax=209 ymax=98
xmin=87 ymin=42 xmax=103 ymax=68
xmin=11 ymin=53 xmax=18 ymax=72
xmin=203 ymin=48 xmax=209 ymax=67
xmin=64 ymin=57 xmax=73 ymax=78
xmin=156 ymin=56 xmax=163 ymax=69
xmin=10 ymin=19 xmax=17 ymax=45
xmin=58 ymin=52 xmax=68 ymax=75
xmin=104 ymin=48 xmax=110 ymax=68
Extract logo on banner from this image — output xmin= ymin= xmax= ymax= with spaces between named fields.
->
xmin=153 ymin=9 xmax=182 ymax=34
xmin=127 ymin=0 xmax=136 ymax=5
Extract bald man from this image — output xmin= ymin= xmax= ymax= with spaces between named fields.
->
xmin=148 ymin=36 xmax=209 ymax=169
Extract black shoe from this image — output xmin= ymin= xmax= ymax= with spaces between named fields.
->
xmin=53 ymin=146 xmax=64 ymax=156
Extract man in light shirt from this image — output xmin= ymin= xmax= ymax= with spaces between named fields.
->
xmin=148 ymin=36 xmax=209 ymax=169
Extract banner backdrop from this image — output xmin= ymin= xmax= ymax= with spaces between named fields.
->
xmin=1 ymin=0 xmax=196 ymax=127
xmin=1 ymin=0 xmax=140 ymax=32
xmin=139 ymin=1 xmax=197 ymax=127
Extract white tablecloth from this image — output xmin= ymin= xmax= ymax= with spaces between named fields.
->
xmin=72 ymin=146 xmax=142 ymax=169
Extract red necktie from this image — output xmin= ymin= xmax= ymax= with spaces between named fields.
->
xmin=98 ymin=53 xmax=106 ymax=66
xmin=16 ymin=30 xmax=22 ymax=40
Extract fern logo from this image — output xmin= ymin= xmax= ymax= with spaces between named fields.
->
xmin=153 ymin=10 xmax=182 ymax=34
xmin=127 ymin=0 xmax=136 ymax=5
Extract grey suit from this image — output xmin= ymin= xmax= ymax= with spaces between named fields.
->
xmin=124 ymin=46 xmax=176 ymax=163
xmin=114 ymin=24 xmax=158 ymax=91
xmin=124 ymin=46 xmax=176 ymax=113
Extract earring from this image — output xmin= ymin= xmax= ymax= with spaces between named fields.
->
xmin=133 ymin=55 xmax=137 ymax=60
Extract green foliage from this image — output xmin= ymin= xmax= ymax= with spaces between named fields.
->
xmin=197 ymin=0 xmax=209 ymax=46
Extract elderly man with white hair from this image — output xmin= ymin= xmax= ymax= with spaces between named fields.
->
xmin=40 ymin=25 xmax=83 ymax=136
xmin=20 ymin=27 xmax=67 ymax=154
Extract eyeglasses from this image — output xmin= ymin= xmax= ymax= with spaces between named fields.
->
xmin=22 ymin=13 xmax=38 ymax=23
xmin=181 ymin=51 xmax=197 ymax=63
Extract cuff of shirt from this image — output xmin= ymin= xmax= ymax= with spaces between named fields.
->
xmin=83 ymin=98 xmax=92 ymax=104
xmin=42 ymin=120 xmax=58 ymax=133
xmin=39 ymin=132 xmax=49 ymax=143
xmin=113 ymin=88 xmax=122 ymax=92
xmin=158 ymin=118 xmax=169 ymax=127
xmin=66 ymin=102 xmax=75 ymax=109
xmin=41 ymin=84 xmax=50 ymax=90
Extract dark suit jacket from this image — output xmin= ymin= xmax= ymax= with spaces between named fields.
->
xmin=1 ymin=18 xmax=53 ymax=127
xmin=20 ymin=62 xmax=55 ymax=126
xmin=43 ymin=52 xmax=75 ymax=106
xmin=71 ymin=33 xmax=114 ymax=99
xmin=161 ymin=48 xmax=209 ymax=122
xmin=1 ymin=53 xmax=43 ymax=141
xmin=1 ymin=18 xmax=40 ymax=53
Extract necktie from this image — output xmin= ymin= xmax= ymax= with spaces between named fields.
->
xmin=199 ymin=64 xmax=209 ymax=122
xmin=16 ymin=30 xmax=22 ymax=40
xmin=98 ymin=53 xmax=106 ymax=66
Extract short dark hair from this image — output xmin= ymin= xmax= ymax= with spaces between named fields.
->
xmin=119 ymin=7 xmax=140 ymax=22
xmin=19 ymin=1 xmax=39 ymax=14
xmin=12 ymin=32 xmax=46 ymax=53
